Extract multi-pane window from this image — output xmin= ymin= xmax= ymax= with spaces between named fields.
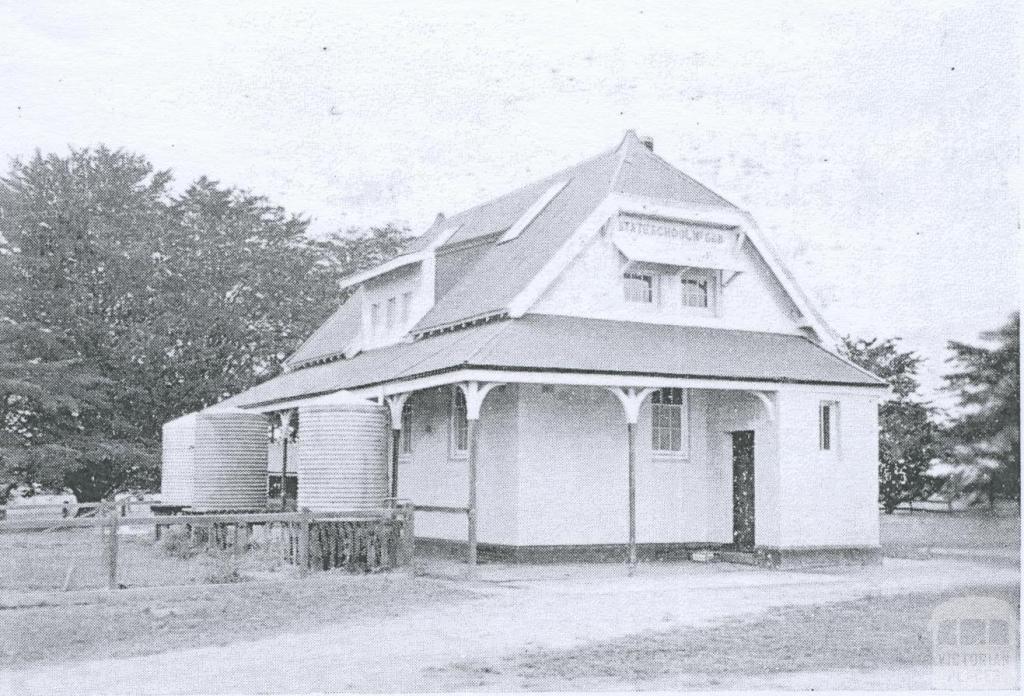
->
xmin=624 ymin=273 xmax=654 ymax=303
xmin=400 ymin=399 xmax=414 ymax=454
xmin=386 ymin=297 xmax=396 ymax=330
xmin=681 ymin=277 xmax=709 ymax=308
xmin=370 ymin=303 xmax=381 ymax=334
xmin=651 ymin=388 xmax=685 ymax=452
xmin=819 ymin=401 xmax=839 ymax=451
xmin=451 ymin=387 xmax=469 ymax=454
xmin=401 ymin=291 xmax=412 ymax=326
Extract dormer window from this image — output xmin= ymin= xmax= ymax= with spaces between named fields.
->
xmin=401 ymin=292 xmax=412 ymax=326
xmin=680 ymin=269 xmax=719 ymax=315
xmin=624 ymin=273 xmax=654 ymax=303
xmin=681 ymin=277 xmax=709 ymax=308
xmin=370 ymin=303 xmax=381 ymax=335
xmin=386 ymin=297 xmax=396 ymax=331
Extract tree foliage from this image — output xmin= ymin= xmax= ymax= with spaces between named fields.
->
xmin=841 ymin=337 xmax=937 ymax=513
xmin=940 ymin=312 xmax=1020 ymax=503
xmin=0 ymin=146 xmax=409 ymax=501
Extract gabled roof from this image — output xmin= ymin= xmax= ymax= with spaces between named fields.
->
xmin=413 ymin=131 xmax=741 ymax=333
xmin=224 ymin=314 xmax=884 ymax=410
xmin=284 ymin=297 xmax=362 ymax=369
xmin=283 ymin=131 xmax=830 ymax=370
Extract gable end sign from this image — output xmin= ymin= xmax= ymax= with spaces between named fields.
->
xmin=612 ymin=214 xmax=743 ymax=271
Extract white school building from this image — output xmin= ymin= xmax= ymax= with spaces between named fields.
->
xmin=193 ymin=131 xmax=887 ymax=567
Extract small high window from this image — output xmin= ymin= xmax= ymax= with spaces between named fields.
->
xmin=450 ymin=387 xmax=469 ymax=454
xmin=819 ymin=401 xmax=839 ymax=451
xmin=652 ymin=388 xmax=686 ymax=453
xmin=386 ymin=297 xmax=396 ymax=330
xmin=370 ymin=303 xmax=381 ymax=334
xmin=401 ymin=291 xmax=413 ymax=326
xmin=681 ymin=277 xmax=709 ymax=308
xmin=624 ymin=273 xmax=654 ymax=303
xmin=400 ymin=399 xmax=414 ymax=454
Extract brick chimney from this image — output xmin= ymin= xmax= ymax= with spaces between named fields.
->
xmin=640 ymin=136 xmax=654 ymax=152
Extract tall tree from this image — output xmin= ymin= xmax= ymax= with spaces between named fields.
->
xmin=0 ymin=147 xmax=170 ymax=500
xmin=0 ymin=145 xmax=410 ymax=501
xmin=941 ymin=312 xmax=1020 ymax=503
xmin=841 ymin=337 xmax=937 ymax=513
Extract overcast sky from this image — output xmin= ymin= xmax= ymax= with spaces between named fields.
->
xmin=1 ymin=1 xmax=1018 ymax=407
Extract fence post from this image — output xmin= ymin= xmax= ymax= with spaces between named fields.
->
xmin=400 ymin=503 xmax=415 ymax=568
xmin=297 ymin=508 xmax=311 ymax=577
xmin=106 ymin=502 xmax=120 ymax=590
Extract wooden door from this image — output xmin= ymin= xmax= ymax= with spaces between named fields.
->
xmin=731 ymin=430 xmax=755 ymax=549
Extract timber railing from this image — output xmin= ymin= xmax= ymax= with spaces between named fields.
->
xmin=0 ymin=502 xmax=415 ymax=591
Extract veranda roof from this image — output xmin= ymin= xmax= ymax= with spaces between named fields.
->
xmin=221 ymin=315 xmax=884 ymax=410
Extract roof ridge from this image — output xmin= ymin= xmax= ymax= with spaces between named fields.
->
xmin=609 ymin=131 xmax=636 ymax=193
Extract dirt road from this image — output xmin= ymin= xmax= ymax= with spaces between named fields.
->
xmin=3 ymin=557 xmax=1017 ymax=694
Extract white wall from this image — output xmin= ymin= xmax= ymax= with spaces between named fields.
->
xmin=393 ymin=382 xmax=879 ymax=550
xmin=529 ymin=230 xmax=804 ymax=334
xmin=397 ymin=385 xmax=519 ymax=543
xmin=775 ymin=390 xmax=881 ymax=548
xmin=267 ymin=440 xmax=300 ymax=474
xmin=514 ymin=385 xmax=730 ymax=546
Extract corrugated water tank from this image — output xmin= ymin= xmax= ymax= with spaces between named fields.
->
xmin=297 ymin=392 xmax=388 ymax=512
xmin=191 ymin=407 xmax=269 ymax=511
xmin=161 ymin=412 xmax=198 ymax=506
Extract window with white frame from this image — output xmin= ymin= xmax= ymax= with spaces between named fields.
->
xmin=819 ymin=400 xmax=839 ymax=451
xmin=680 ymin=269 xmax=719 ymax=314
xmin=401 ymin=291 xmax=412 ymax=326
xmin=450 ymin=387 xmax=469 ymax=455
xmin=624 ymin=273 xmax=654 ymax=303
xmin=370 ymin=303 xmax=381 ymax=334
xmin=681 ymin=276 xmax=709 ymax=308
xmin=651 ymin=388 xmax=687 ymax=453
xmin=400 ymin=399 xmax=414 ymax=455
xmin=386 ymin=297 xmax=396 ymax=331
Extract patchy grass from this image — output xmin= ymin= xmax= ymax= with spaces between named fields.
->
xmin=1 ymin=574 xmax=477 ymax=668
xmin=1 ymin=526 xmax=310 ymax=592
xmin=436 ymin=586 xmax=1019 ymax=691
xmin=880 ymin=509 xmax=1020 ymax=557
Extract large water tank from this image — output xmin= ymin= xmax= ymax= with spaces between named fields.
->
xmin=161 ymin=412 xmax=197 ymax=506
xmin=191 ymin=407 xmax=269 ymax=511
xmin=297 ymin=392 xmax=388 ymax=512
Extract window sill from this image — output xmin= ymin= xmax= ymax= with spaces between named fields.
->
xmin=652 ymin=451 xmax=689 ymax=461
xmin=449 ymin=451 xmax=469 ymax=461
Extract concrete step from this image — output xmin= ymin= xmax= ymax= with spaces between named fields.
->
xmin=718 ymin=550 xmax=759 ymax=566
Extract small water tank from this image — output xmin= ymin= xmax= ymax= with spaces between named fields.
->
xmin=298 ymin=392 xmax=388 ymax=512
xmin=191 ymin=407 xmax=269 ymax=511
xmin=161 ymin=412 xmax=198 ymax=506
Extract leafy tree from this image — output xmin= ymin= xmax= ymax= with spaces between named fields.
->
xmin=0 ymin=147 xmax=169 ymax=500
xmin=0 ymin=145 xmax=410 ymax=501
xmin=312 ymin=223 xmax=410 ymax=280
xmin=940 ymin=312 xmax=1020 ymax=504
xmin=841 ymin=337 xmax=937 ymax=513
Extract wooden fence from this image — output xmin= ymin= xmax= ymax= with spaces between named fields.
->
xmin=0 ymin=502 xmax=415 ymax=590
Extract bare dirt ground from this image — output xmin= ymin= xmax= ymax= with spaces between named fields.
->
xmin=3 ymin=556 xmax=1018 ymax=694
xmin=436 ymin=584 xmax=1019 ymax=691
xmin=2 ymin=511 xmax=1018 ymax=693
xmin=1 ymin=574 xmax=476 ymax=668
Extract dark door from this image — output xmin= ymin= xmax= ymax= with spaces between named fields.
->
xmin=731 ymin=430 xmax=755 ymax=549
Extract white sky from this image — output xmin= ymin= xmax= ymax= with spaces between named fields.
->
xmin=0 ymin=1 xmax=1019 ymax=408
